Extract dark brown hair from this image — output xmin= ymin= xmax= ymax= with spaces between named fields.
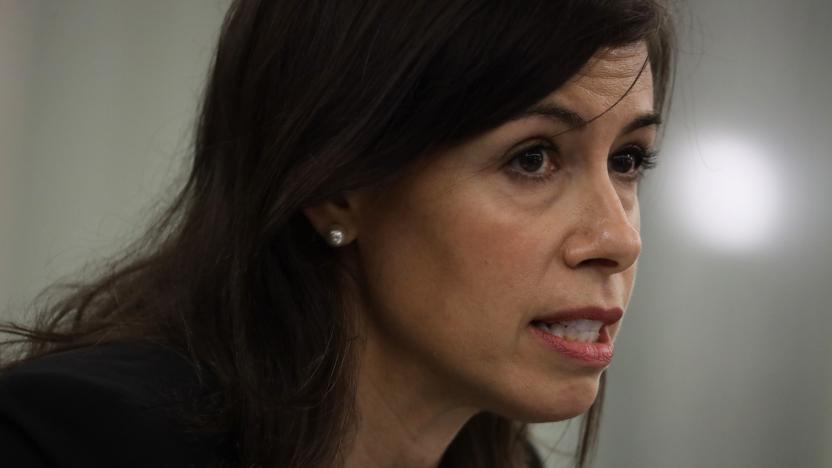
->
xmin=1 ymin=1 xmax=674 ymax=466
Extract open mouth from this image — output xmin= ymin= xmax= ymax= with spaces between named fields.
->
xmin=529 ymin=319 xmax=615 ymax=367
xmin=530 ymin=319 xmax=606 ymax=344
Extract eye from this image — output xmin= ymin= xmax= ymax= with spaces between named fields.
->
xmin=608 ymin=145 xmax=657 ymax=178
xmin=505 ymin=144 xmax=557 ymax=182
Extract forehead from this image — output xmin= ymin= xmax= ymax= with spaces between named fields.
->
xmin=550 ymin=43 xmax=654 ymax=116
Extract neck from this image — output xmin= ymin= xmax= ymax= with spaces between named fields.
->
xmin=339 ymin=331 xmax=477 ymax=468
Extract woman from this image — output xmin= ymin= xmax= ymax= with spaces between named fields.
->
xmin=0 ymin=0 xmax=674 ymax=467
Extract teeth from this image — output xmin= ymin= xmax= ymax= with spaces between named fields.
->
xmin=534 ymin=319 xmax=603 ymax=343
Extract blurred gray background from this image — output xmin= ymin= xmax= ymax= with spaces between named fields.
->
xmin=1 ymin=1 xmax=829 ymax=467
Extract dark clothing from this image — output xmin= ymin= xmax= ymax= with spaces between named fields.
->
xmin=0 ymin=342 xmax=545 ymax=468
xmin=0 ymin=343 xmax=231 ymax=468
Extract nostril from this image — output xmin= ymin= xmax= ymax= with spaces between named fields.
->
xmin=580 ymin=258 xmax=618 ymax=269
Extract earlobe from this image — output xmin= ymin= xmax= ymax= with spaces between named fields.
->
xmin=323 ymin=225 xmax=348 ymax=247
xmin=301 ymin=193 xmax=363 ymax=247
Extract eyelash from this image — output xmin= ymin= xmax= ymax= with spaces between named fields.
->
xmin=504 ymin=142 xmax=659 ymax=184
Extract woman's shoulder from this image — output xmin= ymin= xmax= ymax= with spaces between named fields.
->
xmin=0 ymin=341 xmax=232 ymax=467
xmin=2 ymin=341 xmax=195 ymax=384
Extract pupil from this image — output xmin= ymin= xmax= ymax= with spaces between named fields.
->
xmin=519 ymin=151 xmax=544 ymax=172
xmin=610 ymin=154 xmax=635 ymax=173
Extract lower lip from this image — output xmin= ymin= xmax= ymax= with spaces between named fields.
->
xmin=529 ymin=324 xmax=615 ymax=368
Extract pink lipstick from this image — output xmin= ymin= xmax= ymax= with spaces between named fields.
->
xmin=529 ymin=307 xmax=622 ymax=368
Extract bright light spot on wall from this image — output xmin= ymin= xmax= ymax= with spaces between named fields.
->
xmin=678 ymin=136 xmax=779 ymax=252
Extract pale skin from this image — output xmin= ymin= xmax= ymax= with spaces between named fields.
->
xmin=305 ymin=43 xmax=657 ymax=468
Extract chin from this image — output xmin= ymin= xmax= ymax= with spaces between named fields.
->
xmin=490 ymin=372 xmax=603 ymax=424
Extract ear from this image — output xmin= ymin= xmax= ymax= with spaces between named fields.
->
xmin=302 ymin=191 xmax=365 ymax=247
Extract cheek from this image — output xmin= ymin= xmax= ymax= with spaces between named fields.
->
xmin=357 ymin=181 xmax=557 ymax=377
xmin=626 ymin=197 xmax=641 ymax=287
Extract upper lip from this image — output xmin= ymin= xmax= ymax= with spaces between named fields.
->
xmin=532 ymin=306 xmax=623 ymax=326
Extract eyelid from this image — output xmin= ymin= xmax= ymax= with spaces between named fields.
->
xmin=509 ymin=137 xmax=559 ymax=154
xmin=504 ymin=139 xmax=560 ymax=169
xmin=612 ymin=142 xmax=656 ymax=161
xmin=610 ymin=144 xmax=659 ymax=181
xmin=501 ymin=139 xmax=560 ymax=183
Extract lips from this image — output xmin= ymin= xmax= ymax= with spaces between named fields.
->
xmin=532 ymin=306 xmax=623 ymax=326
xmin=529 ymin=306 xmax=624 ymax=367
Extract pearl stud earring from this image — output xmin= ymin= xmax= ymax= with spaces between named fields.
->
xmin=325 ymin=225 xmax=346 ymax=247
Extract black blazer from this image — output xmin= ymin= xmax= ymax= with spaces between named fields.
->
xmin=0 ymin=342 xmax=232 ymax=468
xmin=1 ymin=343 xmax=546 ymax=468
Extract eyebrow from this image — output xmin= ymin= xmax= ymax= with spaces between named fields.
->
xmin=511 ymin=103 xmax=662 ymax=136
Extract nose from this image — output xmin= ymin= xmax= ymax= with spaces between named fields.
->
xmin=562 ymin=178 xmax=642 ymax=274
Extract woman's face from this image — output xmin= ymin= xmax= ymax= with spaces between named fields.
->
xmin=351 ymin=43 xmax=656 ymax=422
